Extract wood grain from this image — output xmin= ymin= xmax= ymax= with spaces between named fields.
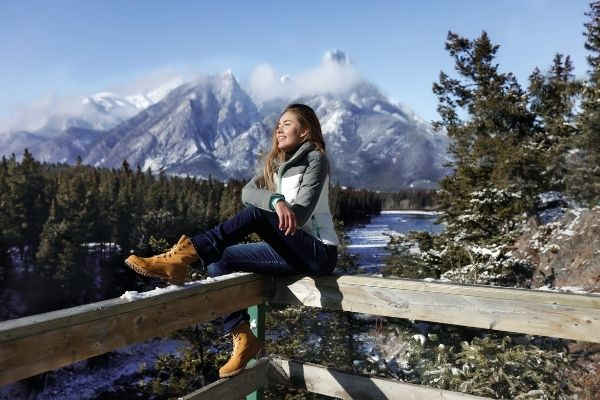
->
xmin=270 ymin=275 xmax=600 ymax=342
xmin=0 ymin=273 xmax=267 ymax=385
xmin=268 ymin=357 xmax=490 ymax=400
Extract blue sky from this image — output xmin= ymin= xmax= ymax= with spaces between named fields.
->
xmin=0 ymin=1 xmax=591 ymax=129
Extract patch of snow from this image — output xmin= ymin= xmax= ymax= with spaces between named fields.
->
xmin=380 ymin=210 xmax=440 ymax=215
xmin=346 ymin=244 xmax=388 ymax=248
xmin=536 ymin=285 xmax=592 ymax=295
xmin=412 ymin=334 xmax=426 ymax=346
xmin=120 ymin=273 xmax=252 ymax=301
xmin=1 ymin=338 xmax=186 ymax=400
xmin=408 ymin=244 xmax=421 ymax=255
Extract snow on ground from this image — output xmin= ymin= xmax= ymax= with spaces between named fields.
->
xmin=380 ymin=210 xmax=440 ymax=215
xmin=536 ymin=285 xmax=594 ymax=295
xmin=0 ymin=338 xmax=187 ymax=400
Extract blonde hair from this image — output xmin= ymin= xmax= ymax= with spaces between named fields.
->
xmin=261 ymin=104 xmax=326 ymax=192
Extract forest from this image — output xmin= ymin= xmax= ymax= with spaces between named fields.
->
xmin=0 ymin=153 xmax=388 ymax=319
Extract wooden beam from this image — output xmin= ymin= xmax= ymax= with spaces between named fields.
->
xmin=267 ymin=357 xmax=490 ymax=400
xmin=0 ymin=273 xmax=268 ymax=386
xmin=270 ymin=275 xmax=600 ymax=342
xmin=181 ymin=358 xmax=269 ymax=400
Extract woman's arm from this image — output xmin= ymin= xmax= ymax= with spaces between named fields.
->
xmin=290 ymin=151 xmax=329 ymax=227
xmin=241 ymin=175 xmax=284 ymax=212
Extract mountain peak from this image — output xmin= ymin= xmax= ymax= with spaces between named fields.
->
xmin=3 ymin=72 xmax=448 ymax=190
xmin=323 ymin=49 xmax=352 ymax=66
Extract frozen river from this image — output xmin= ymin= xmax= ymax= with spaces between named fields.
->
xmin=345 ymin=210 xmax=444 ymax=274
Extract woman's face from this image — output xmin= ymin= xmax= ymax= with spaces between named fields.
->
xmin=276 ymin=111 xmax=308 ymax=153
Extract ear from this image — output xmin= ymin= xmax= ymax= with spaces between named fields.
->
xmin=300 ymin=129 xmax=309 ymax=138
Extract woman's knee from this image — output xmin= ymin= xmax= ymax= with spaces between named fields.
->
xmin=206 ymin=245 xmax=245 ymax=277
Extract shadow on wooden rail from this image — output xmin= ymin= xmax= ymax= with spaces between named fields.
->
xmin=182 ymin=357 xmax=489 ymax=400
xmin=1 ymin=273 xmax=598 ymax=398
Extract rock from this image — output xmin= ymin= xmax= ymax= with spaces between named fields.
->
xmin=511 ymin=207 xmax=600 ymax=292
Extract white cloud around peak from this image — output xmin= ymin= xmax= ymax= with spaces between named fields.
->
xmin=1 ymin=51 xmax=364 ymax=134
xmin=248 ymin=49 xmax=363 ymax=104
xmin=0 ymin=68 xmax=193 ymax=135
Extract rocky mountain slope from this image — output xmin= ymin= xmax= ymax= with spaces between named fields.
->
xmin=1 ymin=71 xmax=449 ymax=190
xmin=512 ymin=206 xmax=600 ymax=292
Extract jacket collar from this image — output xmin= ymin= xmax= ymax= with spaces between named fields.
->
xmin=282 ymin=141 xmax=315 ymax=166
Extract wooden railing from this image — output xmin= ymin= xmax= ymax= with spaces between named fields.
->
xmin=1 ymin=273 xmax=599 ymax=399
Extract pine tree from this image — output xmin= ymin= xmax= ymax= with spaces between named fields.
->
xmin=528 ymin=54 xmax=580 ymax=193
xmin=36 ymin=199 xmax=62 ymax=279
xmin=572 ymin=1 xmax=600 ymax=204
xmin=36 ymin=170 xmax=91 ymax=295
xmin=3 ymin=149 xmax=48 ymax=260
xmin=432 ymin=31 xmax=541 ymax=242
xmin=114 ymin=176 xmax=135 ymax=254
xmin=0 ymin=156 xmax=11 ymax=281
xmin=218 ymin=181 xmax=243 ymax=221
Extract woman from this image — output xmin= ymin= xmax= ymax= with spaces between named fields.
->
xmin=125 ymin=103 xmax=339 ymax=378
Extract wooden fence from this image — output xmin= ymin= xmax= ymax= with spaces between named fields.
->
xmin=1 ymin=273 xmax=598 ymax=399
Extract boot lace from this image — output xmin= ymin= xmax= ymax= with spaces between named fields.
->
xmin=230 ymin=332 xmax=242 ymax=353
xmin=160 ymin=242 xmax=182 ymax=258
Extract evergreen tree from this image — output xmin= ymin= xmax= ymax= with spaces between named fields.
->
xmin=432 ymin=31 xmax=541 ymax=242
xmin=114 ymin=175 xmax=135 ymax=254
xmin=528 ymin=54 xmax=580 ymax=193
xmin=4 ymin=149 xmax=48 ymax=260
xmin=218 ymin=181 xmax=243 ymax=221
xmin=573 ymin=1 xmax=600 ymax=204
xmin=36 ymin=170 xmax=92 ymax=298
xmin=36 ymin=200 xmax=63 ymax=279
xmin=0 ymin=156 xmax=11 ymax=281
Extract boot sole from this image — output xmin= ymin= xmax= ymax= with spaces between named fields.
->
xmin=124 ymin=259 xmax=185 ymax=286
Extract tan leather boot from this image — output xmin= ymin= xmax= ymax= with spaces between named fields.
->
xmin=219 ymin=322 xmax=262 ymax=378
xmin=124 ymin=235 xmax=200 ymax=285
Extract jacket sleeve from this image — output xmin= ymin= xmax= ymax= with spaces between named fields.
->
xmin=241 ymin=175 xmax=283 ymax=212
xmin=292 ymin=151 xmax=328 ymax=228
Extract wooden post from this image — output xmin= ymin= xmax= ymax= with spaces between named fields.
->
xmin=246 ymin=303 xmax=265 ymax=400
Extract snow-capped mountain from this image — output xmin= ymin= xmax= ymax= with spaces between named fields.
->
xmin=0 ymin=79 xmax=182 ymax=164
xmin=299 ymin=84 xmax=449 ymax=190
xmin=125 ymin=77 xmax=185 ymax=110
xmin=1 ymin=70 xmax=448 ymax=190
xmin=84 ymin=71 xmax=269 ymax=180
xmin=0 ymin=127 xmax=104 ymax=164
xmin=57 ymin=78 xmax=184 ymax=133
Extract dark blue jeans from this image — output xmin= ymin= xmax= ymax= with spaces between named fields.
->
xmin=190 ymin=205 xmax=337 ymax=334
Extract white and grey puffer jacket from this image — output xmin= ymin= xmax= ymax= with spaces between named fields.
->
xmin=241 ymin=141 xmax=339 ymax=246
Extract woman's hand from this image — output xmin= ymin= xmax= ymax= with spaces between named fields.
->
xmin=274 ymin=200 xmax=297 ymax=235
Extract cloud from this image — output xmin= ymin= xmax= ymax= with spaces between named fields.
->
xmin=0 ymin=94 xmax=84 ymax=134
xmin=107 ymin=66 xmax=197 ymax=98
xmin=0 ymin=67 xmax=200 ymax=136
xmin=247 ymin=49 xmax=363 ymax=104
xmin=0 ymin=52 xmax=364 ymax=134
